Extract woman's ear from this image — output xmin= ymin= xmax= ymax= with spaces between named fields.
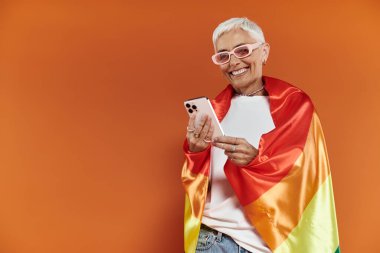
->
xmin=262 ymin=43 xmax=270 ymax=65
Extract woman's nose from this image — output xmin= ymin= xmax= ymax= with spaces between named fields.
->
xmin=229 ymin=54 xmax=241 ymax=66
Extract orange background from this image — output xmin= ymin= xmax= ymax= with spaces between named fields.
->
xmin=1 ymin=1 xmax=379 ymax=252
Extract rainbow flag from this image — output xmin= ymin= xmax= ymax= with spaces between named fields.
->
xmin=181 ymin=76 xmax=340 ymax=253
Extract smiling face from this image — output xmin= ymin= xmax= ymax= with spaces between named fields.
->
xmin=215 ymin=29 xmax=270 ymax=95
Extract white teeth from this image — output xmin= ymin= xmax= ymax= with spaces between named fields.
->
xmin=231 ymin=68 xmax=248 ymax=76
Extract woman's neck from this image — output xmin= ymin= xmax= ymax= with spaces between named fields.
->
xmin=236 ymin=79 xmax=266 ymax=96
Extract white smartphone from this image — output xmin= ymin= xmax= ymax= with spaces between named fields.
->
xmin=184 ymin=96 xmax=225 ymax=138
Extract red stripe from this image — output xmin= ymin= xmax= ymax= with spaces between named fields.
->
xmin=212 ymin=76 xmax=315 ymax=205
xmin=183 ymin=139 xmax=211 ymax=176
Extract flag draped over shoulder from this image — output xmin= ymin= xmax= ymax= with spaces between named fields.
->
xmin=181 ymin=76 xmax=340 ymax=253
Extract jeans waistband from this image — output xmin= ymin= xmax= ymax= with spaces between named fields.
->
xmin=200 ymin=223 xmax=224 ymax=242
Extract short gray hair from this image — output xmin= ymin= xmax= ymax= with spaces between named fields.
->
xmin=212 ymin=17 xmax=266 ymax=47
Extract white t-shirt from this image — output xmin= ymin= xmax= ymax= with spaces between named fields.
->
xmin=202 ymin=95 xmax=275 ymax=253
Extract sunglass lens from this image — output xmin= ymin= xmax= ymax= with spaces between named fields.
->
xmin=234 ymin=46 xmax=250 ymax=58
xmin=215 ymin=53 xmax=229 ymax=64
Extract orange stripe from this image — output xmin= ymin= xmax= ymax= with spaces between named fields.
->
xmin=243 ymin=112 xmax=331 ymax=250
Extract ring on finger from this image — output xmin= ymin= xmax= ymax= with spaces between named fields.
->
xmin=187 ymin=126 xmax=195 ymax=132
xmin=203 ymin=138 xmax=212 ymax=143
xmin=194 ymin=132 xmax=200 ymax=138
xmin=231 ymin=145 xmax=236 ymax=152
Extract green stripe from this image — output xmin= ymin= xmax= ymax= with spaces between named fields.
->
xmin=335 ymin=246 xmax=340 ymax=253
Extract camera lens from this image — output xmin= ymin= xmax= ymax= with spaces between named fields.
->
xmin=188 ymin=109 xmax=193 ymax=113
xmin=186 ymin=103 xmax=191 ymax=108
xmin=192 ymin=105 xmax=197 ymax=109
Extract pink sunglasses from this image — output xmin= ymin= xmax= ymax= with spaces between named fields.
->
xmin=211 ymin=42 xmax=263 ymax=65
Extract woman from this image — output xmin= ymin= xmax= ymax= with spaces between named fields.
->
xmin=182 ymin=18 xmax=340 ymax=253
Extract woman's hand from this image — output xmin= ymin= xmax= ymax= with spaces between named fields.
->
xmin=186 ymin=114 xmax=214 ymax=153
xmin=212 ymin=136 xmax=258 ymax=166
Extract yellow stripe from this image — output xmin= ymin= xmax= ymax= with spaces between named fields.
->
xmin=274 ymin=175 xmax=339 ymax=253
xmin=184 ymin=195 xmax=202 ymax=253
xmin=182 ymin=160 xmax=209 ymax=253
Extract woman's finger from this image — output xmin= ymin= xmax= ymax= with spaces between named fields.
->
xmin=212 ymin=141 xmax=226 ymax=150
xmin=221 ymin=142 xmax=258 ymax=165
xmin=225 ymin=150 xmax=244 ymax=159
xmin=187 ymin=115 xmax=213 ymax=153
xmin=193 ymin=114 xmax=208 ymax=135
xmin=203 ymin=123 xmax=214 ymax=143
xmin=212 ymin=136 xmax=258 ymax=164
xmin=240 ymin=143 xmax=258 ymax=155
xmin=213 ymin=136 xmax=251 ymax=146
xmin=200 ymin=116 xmax=212 ymax=138
xmin=225 ymin=152 xmax=253 ymax=166
xmin=186 ymin=115 xmax=196 ymax=140
xmin=213 ymin=135 xmax=237 ymax=144
xmin=188 ymin=114 xmax=196 ymax=129
xmin=212 ymin=141 xmax=236 ymax=151
xmin=230 ymin=137 xmax=252 ymax=146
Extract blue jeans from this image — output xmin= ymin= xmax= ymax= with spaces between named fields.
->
xmin=195 ymin=224 xmax=252 ymax=253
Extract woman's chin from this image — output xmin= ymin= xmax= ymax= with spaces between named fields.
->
xmin=230 ymin=80 xmax=249 ymax=89
xmin=229 ymin=75 xmax=262 ymax=90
